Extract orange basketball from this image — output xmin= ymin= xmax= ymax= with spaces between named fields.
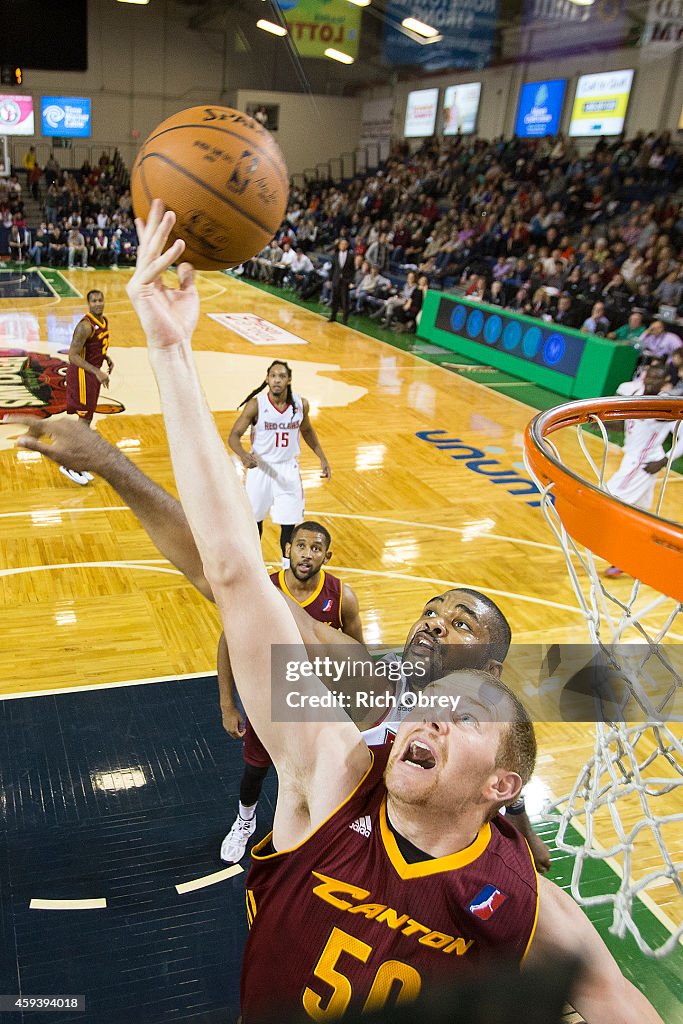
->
xmin=130 ymin=105 xmax=289 ymax=270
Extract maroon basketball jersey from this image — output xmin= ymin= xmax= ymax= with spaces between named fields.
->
xmin=241 ymin=743 xmax=538 ymax=1022
xmin=79 ymin=313 xmax=109 ymax=368
xmin=270 ymin=568 xmax=343 ymax=630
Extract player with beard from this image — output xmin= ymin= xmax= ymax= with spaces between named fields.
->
xmin=219 ymin=520 xmax=364 ymax=863
xmin=10 ymin=414 xmax=550 ymax=872
xmin=110 ymin=203 xmax=663 ymax=1024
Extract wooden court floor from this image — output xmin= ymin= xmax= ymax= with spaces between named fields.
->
xmin=0 ymin=267 xmax=680 ymax=958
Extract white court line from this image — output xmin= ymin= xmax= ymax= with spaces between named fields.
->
xmin=0 ymin=667 xmax=215 ymax=702
xmin=176 ymin=864 xmax=243 ymax=894
xmin=0 ymin=555 xmax=584 ymax=616
xmin=0 ymin=505 xmax=564 ymax=554
xmin=325 ymin=564 xmax=584 ymax=615
xmin=307 ymin=510 xmax=563 ymax=553
xmin=30 ymin=897 xmax=106 ymax=910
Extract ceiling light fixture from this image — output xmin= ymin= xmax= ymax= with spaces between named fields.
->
xmin=116 ymin=0 xmax=150 ymax=5
xmin=325 ymin=47 xmax=355 ymax=63
xmin=401 ymin=16 xmax=439 ymax=37
xmin=347 ymin=0 xmax=371 ymax=6
xmin=256 ymin=18 xmax=288 ymax=35
xmin=400 ymin=25 xmax=443 ymax=44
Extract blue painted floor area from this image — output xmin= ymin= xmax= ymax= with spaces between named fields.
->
xmin=0 ymin=676 xmax=274 ymax=1024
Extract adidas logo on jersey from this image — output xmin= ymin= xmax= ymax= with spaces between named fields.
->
xmin=349 ymin=815 xmax=372 ymax=838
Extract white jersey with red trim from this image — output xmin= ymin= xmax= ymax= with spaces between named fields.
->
xmin=607 ymin=391 xmax=683 ymax=508
xmin=250 ymin=389 xmax=303 ymax=465
xmin=361 ymin=654 xmax=411 ymax=746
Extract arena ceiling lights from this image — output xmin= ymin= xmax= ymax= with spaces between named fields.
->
xmin=325 ymin=47 xmax=355 ymax=63
xmin=256 ymin=17 xmax=288 ymax=35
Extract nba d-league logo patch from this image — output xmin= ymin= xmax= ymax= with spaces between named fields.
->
xmin=467 ymin=885 xmax=507 ymax=920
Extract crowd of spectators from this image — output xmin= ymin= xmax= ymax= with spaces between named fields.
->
xmin=3 ymin=129 xmax=682 ymax=359
xmin=238 ymin=128 xmax=683 ymax=346
xmin=1 ymin=148 xmax=138 ymax=268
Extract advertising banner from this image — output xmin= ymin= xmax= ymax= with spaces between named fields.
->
xmin=443 ymin=82 xmax=481 ymax=135
xmin=41 ymin=97 xmax=91 ymax=137
xmin=522 ymin=0 xmax=627 ymax=55
xmin=568 ymin=69 xmax=634 ymax=137
xmin=404 ymin=88 xmax=439 ymax=138
xmin=0 ymin=95 xmax=34 ymax=136
xmin=642 ymin=0 xmax=683 ymax=44
xmin=279 ymin=0 xmax=362 ymax=59
xmin=383 ymin=0 xmax=499 ymax=71
xmin=359 ymin=98 xmax=393 ymax=160
xmin=515 ymin=79 xmax=566 ymax=137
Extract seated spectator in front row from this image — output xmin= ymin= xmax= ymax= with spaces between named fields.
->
xmin=67 ymin=228 xmax=88 ymax=269
xmin=639 ymin=319 xmax=683 ymax=363
xmin=92 ymin=229 xmax=110 ymax=265
xmin=552 ymin=293 xmax=581 ymax=329
xmin=488 ymin=281 xmax=506 ymax=307
xmin=391 ymin=274 xmax=428 ymax=332
xmin=48 ymin=226 xmax=66 ymax=266
xmin=354 ymin=264 xmax=391 ymax=315
xmin=582 ymin=301 xmax=610 ymax=337
xmin=29 ymin=224 xmax=48 ymax=266
xmin=608 ymin=310 xmax=645 ymax=344
xmin=370 ymin=271 xmax=417 ymax=325
xmin=290 ymin=247 xmax=314 ymax=294
xmin=8 ymin=225 xmax=31 ymax=261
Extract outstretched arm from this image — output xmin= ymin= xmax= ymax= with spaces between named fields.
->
xmin=12 ymin=415 xmax=213 ymax=600
xmin=525 ymin=876 xmax=664 ymax=1024
xmin=127 ymin=201 xmax=369 ymax=848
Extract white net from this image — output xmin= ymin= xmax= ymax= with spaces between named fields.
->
xmin=525 ymin=404 xmax=683 ymax=958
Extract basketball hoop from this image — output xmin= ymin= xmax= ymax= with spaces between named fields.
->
xmin=524 ymin=396 xmax=683 ymax=958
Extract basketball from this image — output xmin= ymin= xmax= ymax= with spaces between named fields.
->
xmin=130 ymin=105 xmax=289 ymax=270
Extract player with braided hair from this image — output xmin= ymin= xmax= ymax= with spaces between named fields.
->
xmin=229 ymin=360 xmax=331 ymax=561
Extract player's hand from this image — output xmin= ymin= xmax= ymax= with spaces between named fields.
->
xmin=8 ymin=415 xmax=108 ymax=473
xmin=95 ymin=368 xmax=110 ymax=387
xmin=644 ymin=457 xmax=667 ymax=475
xmin=320 ymin=457 xmax=332 ymax=480
xmin=242 ymin=452 xmax=258 ymax=470
xmin=222 ymin=705 xmax=246 ymax=739
xmin=127 ymin=199 xmax=199 ymax=351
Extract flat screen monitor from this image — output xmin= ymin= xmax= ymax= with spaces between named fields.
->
xmin=0 ymin=95 xmax=34 ymax=135
xmin=404 ymin=88 xmax=439 ymax=138
xmin=568 ymin=69 xmax=634 ymax=137
xmin=515 ymin=79 xmax=566 ymax=138
xmin=41 ymin=97 xmax=91 ymax=137
xmin=442 ymin=82 xmax=481 ymax=136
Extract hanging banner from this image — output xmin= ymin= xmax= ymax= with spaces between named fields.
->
xmin=359 ymin=98 xmax=393 ymax=160
xmin=383 ymin=0 xmax=499 ymax=70
xmin=278 ymin=0 xmax=362 ymax=60
xmin=642 ymin=0 xmax=683 ymax=44
xmin=522 ymin=0 xmax=627 ymax=55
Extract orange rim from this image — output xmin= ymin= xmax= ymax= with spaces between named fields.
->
xmin=524 ymin=397 xmax=683 ymax=603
